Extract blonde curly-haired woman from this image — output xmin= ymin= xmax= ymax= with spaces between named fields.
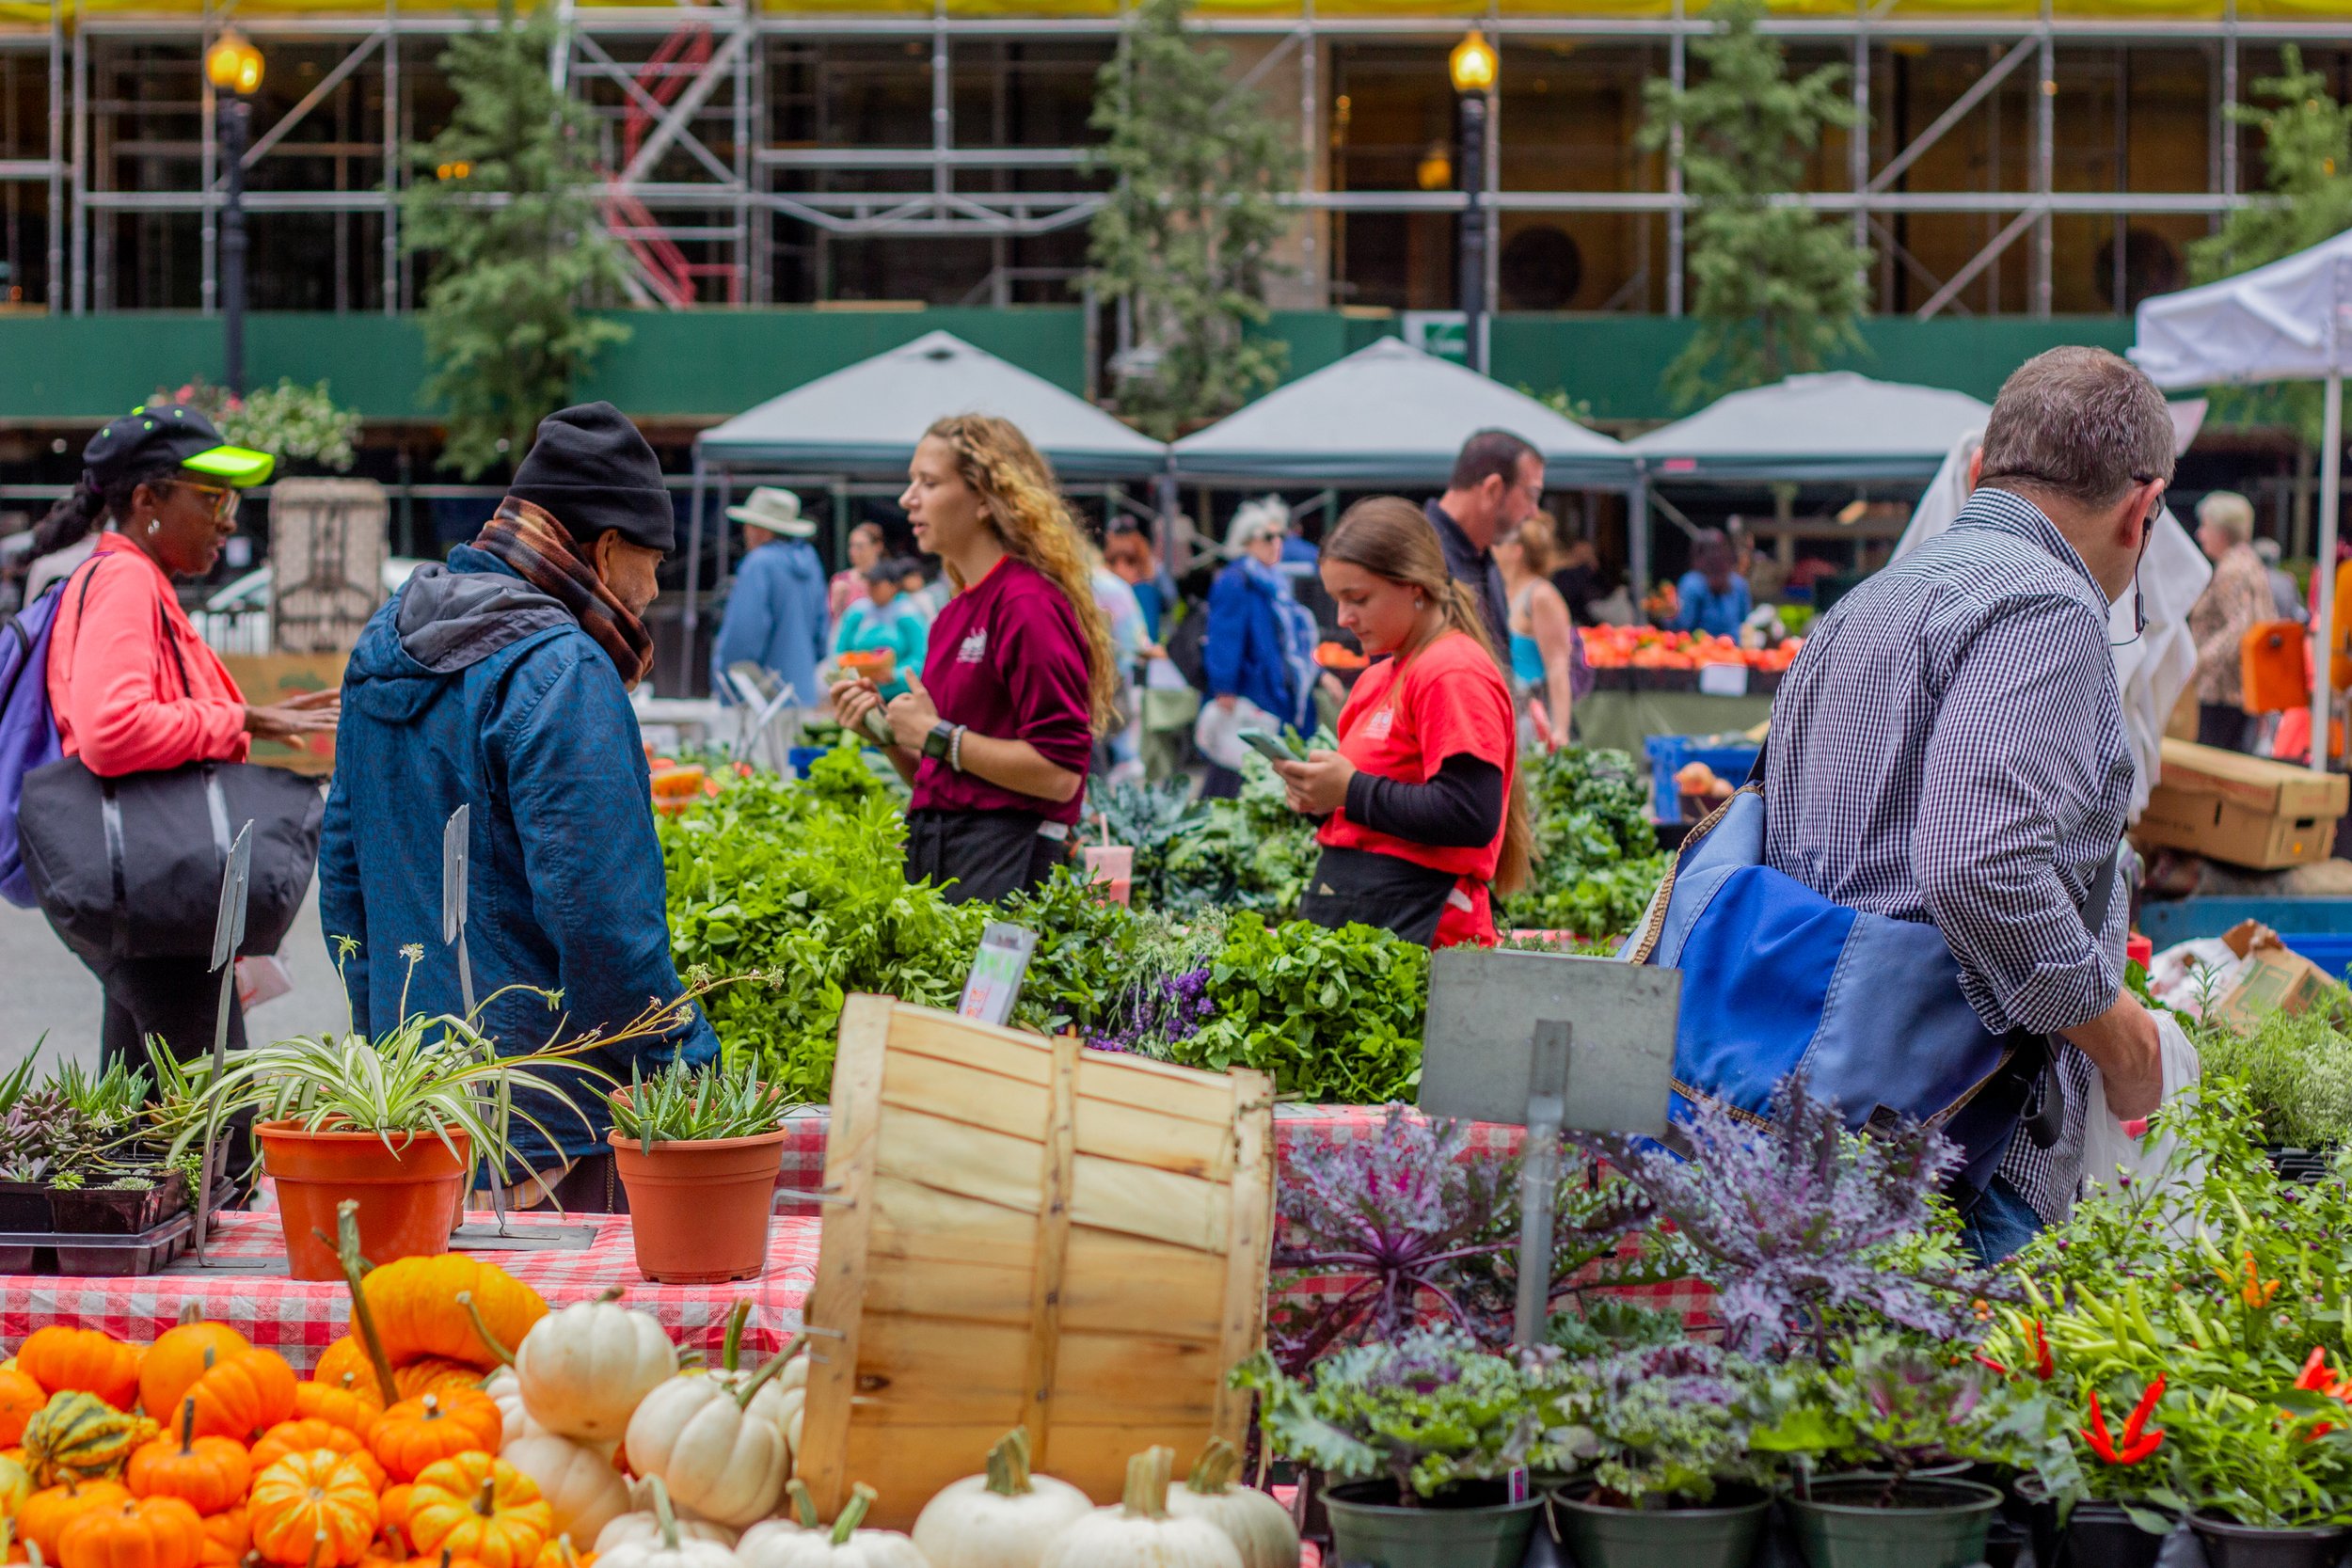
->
xmin=829 ymin=415 xmax=1119 ymax=904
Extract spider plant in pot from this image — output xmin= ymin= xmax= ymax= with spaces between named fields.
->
xmin=177 ymin=961 xmax=606 ymax=1279
xmin=606 ymin=1057 xmax=795 ymax=1284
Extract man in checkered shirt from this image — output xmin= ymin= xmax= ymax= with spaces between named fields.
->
xmin=1761 ymin=347 xmax=2169 ymax=1260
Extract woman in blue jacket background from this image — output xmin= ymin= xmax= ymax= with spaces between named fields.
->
xmin=1200 ymin=498 xmax=1319 ymax=797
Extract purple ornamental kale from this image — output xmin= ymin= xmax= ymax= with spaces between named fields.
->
xmin=1266 ymin=1104 xmax=1518 ymax=1372
xmin=1592 ymin=1077 xmax=1977 ymax=1358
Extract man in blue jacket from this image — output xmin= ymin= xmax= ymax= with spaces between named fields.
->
xmin=319 ymin=402 xmax=717 ymax=1212
xmin=709 ymin=486 xmax=828 ymax=709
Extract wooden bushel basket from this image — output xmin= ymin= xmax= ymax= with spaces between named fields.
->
xmin=796 ymin=994 xmax=1277 ymax=1529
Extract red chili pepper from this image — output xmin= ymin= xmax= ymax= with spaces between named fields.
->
xmin=1975 ymin=1353 xmax=2011 ymax=1378
xmin=2296 ymin=1348 xmax=2345 ymax=1398
xmin=2029 ymin=1320 xmax=2056 ymax=1382
xmin=2083 ymin=1381 xmax=2166 ymax=1466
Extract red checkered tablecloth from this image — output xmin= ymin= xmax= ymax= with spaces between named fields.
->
xmin=0 ymin=1212 xmax=820 ymax=1369
xmin=0 ymin=1105 xmax=1710 ymax=1361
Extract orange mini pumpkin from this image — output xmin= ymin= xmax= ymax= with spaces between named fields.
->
xmin=16 ymin=1333 xmax=140 ymax=1413
xmin=124 ymin=1404 xmax=250 ymax=1515
xmin=18 ymin=1481 xmax=133 ymax=1563
xmin=360 ymin=1261 xmax=546 ymax=1374
xmin=250 ymin=1423 xmax=384 ymax=1493
xmin=402 ymin=1456 xmax=549 ymax=1568
xmin=292 ymin=1378 xmax=383 ymax=1440
xmin=310 ymin=1344 xmax=383 ymax=1405
xmin=0 ymin=1371 xmax=47 ymax=1448
xmin=374 ymin=1486 xmax=415 ymax=1560
xmin=389 ymin=1365 xmax=480 ymax=1405
xmin=56 ymin=1496 xmax=204 ymax=1568
xmin=405 ymin=1554 xmax=488 ymax=1568
xmin=366 ymin=1395 xmax=501 ymax=1486
xmin=185 ymin=1351 xmax=296 ymax=1446
xmin=135 ymin=1328 xmax=249 ymax=1428
xmin=247 ymin=1451 xmax=380 ymax=1568
xmin=197 ymin=1507 xmax=247 ymax=1568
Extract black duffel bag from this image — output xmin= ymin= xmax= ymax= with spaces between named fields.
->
xmin=19 ymin=754 xmax=324 ymax=967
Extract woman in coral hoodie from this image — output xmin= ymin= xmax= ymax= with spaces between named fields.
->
xmin=33 ymin=404 xmax=337 ymax=1067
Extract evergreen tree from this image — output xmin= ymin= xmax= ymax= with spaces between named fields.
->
xmin=1087 ymin=0 xmax=1299 ymax=440
xmin=1639 ymin=0 xmax=1869 ymax=408
xmin=2187 ymin=47 xmax=2352 ymax=445
xmin=402 ymin=1 xmax=630 ymax=478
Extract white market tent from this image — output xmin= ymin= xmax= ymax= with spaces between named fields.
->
xmin=692 ymin=328 xmax=1168 ymax=483
xmin=681 ymin=329 xmax=1169 ymax=688
xmin=1168 ymin=336 xmax=1637 ymax=490
xmin=1624 ymin=372 xmax=1994 ymax=483
xmin=2133 ymin=230 xmax=2352 ymax=772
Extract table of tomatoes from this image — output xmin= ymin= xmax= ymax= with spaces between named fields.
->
xmin=0 ymin=1246 xmax=1315 ymax=1568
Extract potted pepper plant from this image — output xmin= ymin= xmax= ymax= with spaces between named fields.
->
xmin=1544 ymin=1338 xmax=1779 ymax=1568
xmin=2133 ymin=1362 xmax=2352 ymax=1568
xmin=606 ymin=1057 xmax=794 ymax=1284
xmin=1236 ymin=1326 xmax=1550 ymax=1568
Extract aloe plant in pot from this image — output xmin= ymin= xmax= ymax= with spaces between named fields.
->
xmin=606 ymin=1058 xmax=795 ymax=1284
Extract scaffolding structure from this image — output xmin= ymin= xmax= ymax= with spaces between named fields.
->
xmin=0 ymin=0 xmax=2338 ymax=320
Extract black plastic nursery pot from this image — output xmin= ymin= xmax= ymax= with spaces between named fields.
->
xmin=0 ymin=1181 xmax=51 ymax=1231
xmin=1320 ymin=1478 xmax=1544 ymax=1568
xmin=1783 ymin=1477 xmax=2004 ymax=1568
xmin=1549 ymin=1481 xmax=1772 ymax=1568
xmin=2189 ymin=1513 xmax=2352 ymax=1568
xmin=48 ymin=1176 xmax=184 ymax=1235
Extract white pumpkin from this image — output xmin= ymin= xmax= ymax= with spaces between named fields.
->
xmin=1041 ymin=1449 xmax=1242 ymax=1568
xmin=735 ymin=1481 xmax=823 ymax=1568
xmin=744 ymin=1484 xmax=926 ymax=1568
xmin=502 ymin=1430 xmax=635 ymax=1546
xmin=485 ymin=1366 xmax=540 ymax=1447
xmin=1162 ymin=1440 xmax=1297 ymax=1568
xmin=596 ymin=1504 xmax=739 ymax=1554
xmin=911 ymin=1427 xmax=1091 ymax=1568
xmin=625 ymin=1363 xmax=794 ymax=1528
xmin=594 ymin=1478 xmax=742 ymax=1568
xmin=516 ymin=1289 xmax=680 ymax=1442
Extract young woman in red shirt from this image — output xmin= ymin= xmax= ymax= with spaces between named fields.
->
xmin=828 ymin=414 xmax=1119 ymax=904
xmin=1272 ymin=495 xmax=1531 ymax=948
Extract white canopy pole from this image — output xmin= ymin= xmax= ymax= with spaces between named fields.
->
xmin=2317 ymin=365 xmax=2343 ymax=774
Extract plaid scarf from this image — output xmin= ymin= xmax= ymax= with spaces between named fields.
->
xmin=473 ymin=497 xmax=656 ymax=689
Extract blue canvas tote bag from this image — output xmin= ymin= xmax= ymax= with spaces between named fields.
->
xmin=1622 ymin=783 xmax=2114 ymax=1192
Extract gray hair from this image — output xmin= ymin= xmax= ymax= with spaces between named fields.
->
xmin=1977 ymin=346 xmax=2175 ymax=511
xmin=2198 ymin=489 xmax=2256 ymax=544
xmin=1226 ymin=495 xmax=1291 ymax=553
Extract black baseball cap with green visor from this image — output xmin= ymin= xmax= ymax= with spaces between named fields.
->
xmin=81 ymin=404 xmax=274 ymax=490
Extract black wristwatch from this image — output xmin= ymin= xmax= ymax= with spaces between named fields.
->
xmin=921 ymin=721 xmax=957 ymax=761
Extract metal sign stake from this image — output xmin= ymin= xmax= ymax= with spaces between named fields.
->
xmin=192 ymin=821 xmax=254 ymax=1264
xmin=1514 ymin=1021 xmax=1571 ymax=1351
xmin=443 ymin=806 xmax=507 ymax=1235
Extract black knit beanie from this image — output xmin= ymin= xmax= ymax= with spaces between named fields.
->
xmin=507 ymin=402 xmax=676 ymax=553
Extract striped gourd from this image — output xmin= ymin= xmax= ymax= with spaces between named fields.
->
xmin=22 ymin=1393 xmax=151 ymax=1486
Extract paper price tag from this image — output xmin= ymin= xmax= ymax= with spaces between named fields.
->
xmin=959 ymin=923 xmax=1038 ymax=1026
xmin=1698 ymin=661 xmax=1751 ymax=698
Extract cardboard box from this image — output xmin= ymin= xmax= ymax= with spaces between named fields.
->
xmin=2208 ymin=919 xmax=2337 ymax=1032
xmin=2136 ymin=737 xmax=2348 ymax=869
xmin=223 ymin=653 xmax=343 ymax=777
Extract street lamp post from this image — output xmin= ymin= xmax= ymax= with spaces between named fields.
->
xmin=204 ymin=30 xmax=262 ymax=392
xmin=1449 ymin=28 xmax=1496 ymax=374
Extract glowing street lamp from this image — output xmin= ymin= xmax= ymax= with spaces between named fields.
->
xmin=206 ymin=30 xmax=262 ymax=390
xmin=1449 ymin=30 xmax=1495 ymax=372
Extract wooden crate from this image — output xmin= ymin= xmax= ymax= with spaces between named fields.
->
xmin=796 ymin=994 xmax=1276 ymax=1529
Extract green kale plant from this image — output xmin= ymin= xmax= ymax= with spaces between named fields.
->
xmin=1502 ymin=746 xmax=1669 ymax=939
xmin=1157 ymin=752 xmax=1321 ymax=916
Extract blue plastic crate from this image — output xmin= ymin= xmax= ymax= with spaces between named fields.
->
xmin=1644 ymin=734 xmax=1762 ymax=822
xmin=2280 ymin=932 xmax=2352 ymax=983
xmin=787 ymin=745 xmax=829 ymax=780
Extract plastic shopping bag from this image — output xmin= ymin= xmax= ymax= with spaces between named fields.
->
xmin=2079 ymin=1010 xmax=2203 ymax=1215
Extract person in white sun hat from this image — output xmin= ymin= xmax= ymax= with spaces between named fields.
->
xmin=710 ymin=484 xmax=829 ymax=712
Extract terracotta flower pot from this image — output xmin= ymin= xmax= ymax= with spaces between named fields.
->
xmin=609 ymin=1126 xmax=787 ymax=1284
xmin=257 ymin=1121 xmax=472 ymax=1280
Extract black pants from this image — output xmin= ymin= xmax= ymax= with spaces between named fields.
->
xmin=2198 ymin=702 xmax=2257 ymax=753
xmin=87 ymin=953 xmax=254 ymax=1191
xmin=904 ymin=807 xmax=1066 ymax=905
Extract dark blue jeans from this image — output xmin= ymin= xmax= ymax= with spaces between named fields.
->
xmin=1959 ymin=1175 xmax=2042 ymax=1263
